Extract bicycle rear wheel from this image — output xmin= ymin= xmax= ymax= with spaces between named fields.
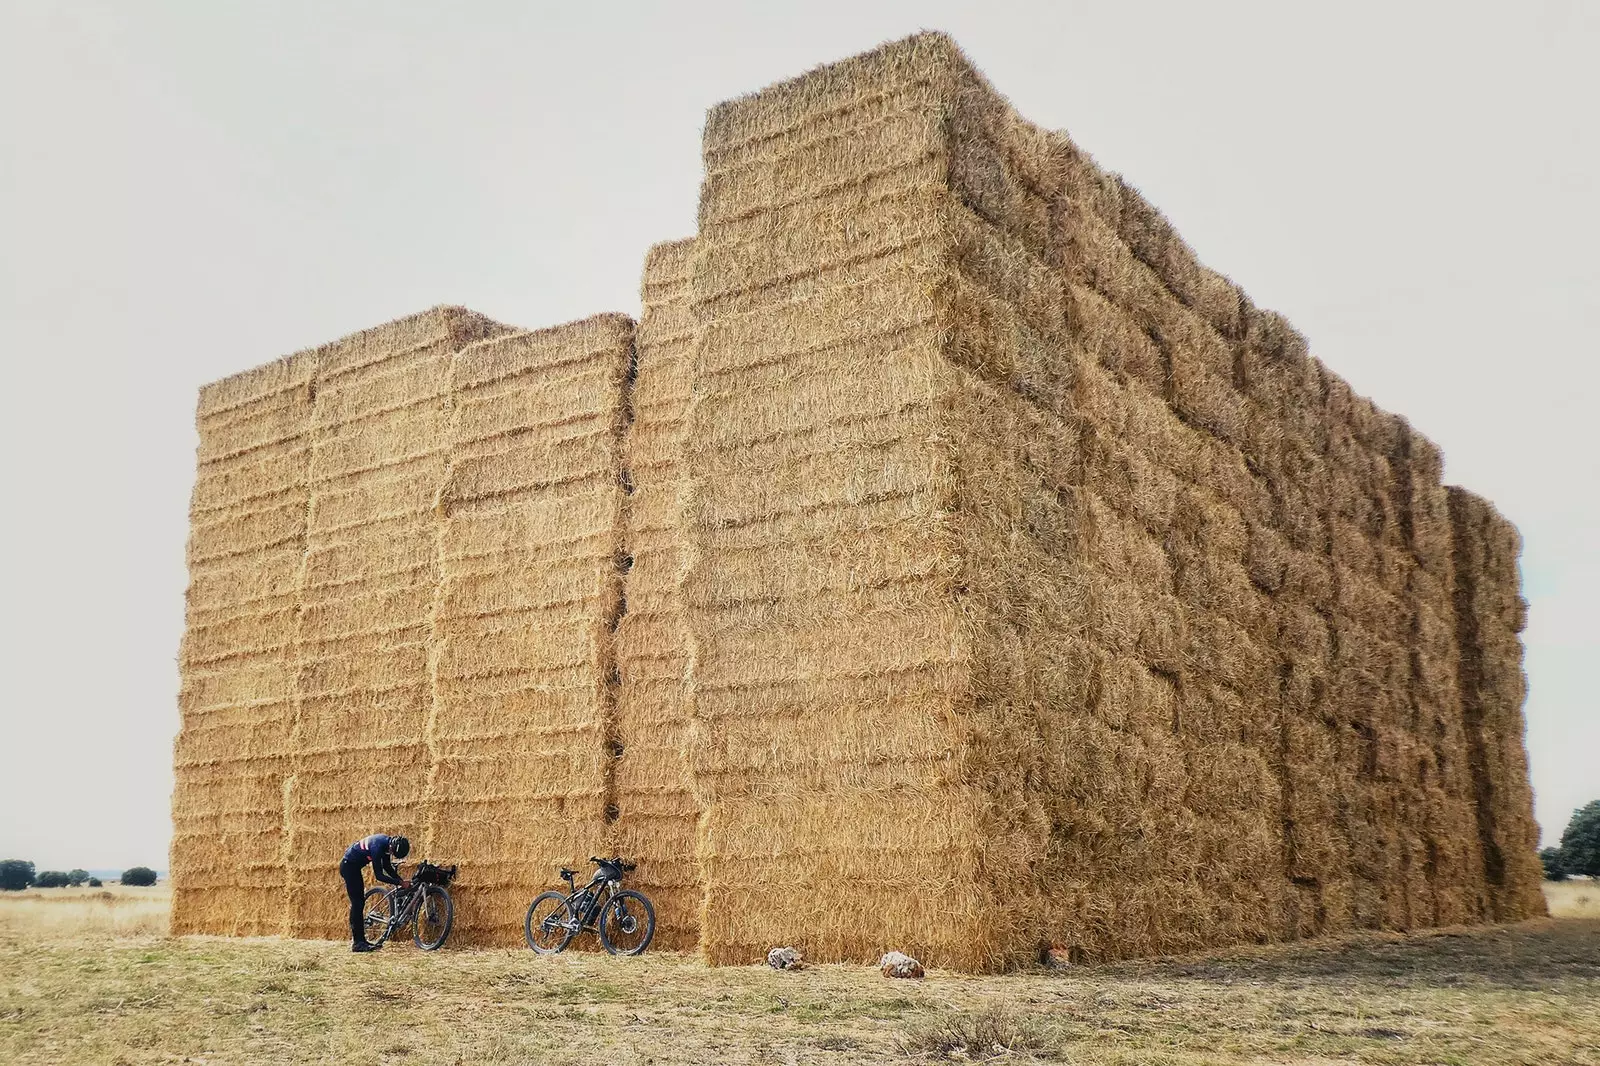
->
xmin=524 ymin=891 xmax=578 ymax=954
xmin=362 ymin=886 xmax=395 ymax=945
xmin=413 ymin=885 xmax=453 ymax=951
xmin=598 ymin=889 xmax=655 ymax=956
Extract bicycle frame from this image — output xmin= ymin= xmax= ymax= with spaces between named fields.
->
xmin=551 ymin=874 xmax=623 ymax=936
xmin=367 ymin=882 xmax=423 ymax=942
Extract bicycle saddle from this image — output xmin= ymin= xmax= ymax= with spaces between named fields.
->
xmin=559 ymin=867 xmax=576 ymax=881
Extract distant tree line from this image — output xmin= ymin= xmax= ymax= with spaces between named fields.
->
xmin=1541 ymin=800 xmax=1600 ymax=881
xmin=0 ymin=860 xmax=158 ymax=890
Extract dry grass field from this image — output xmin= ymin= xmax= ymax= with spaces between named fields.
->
xmin=2 ymin=882 xmax=1596 ymax=1065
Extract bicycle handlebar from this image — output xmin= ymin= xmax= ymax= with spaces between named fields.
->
xmin=589 ymin=856 xmax=638 ymax=873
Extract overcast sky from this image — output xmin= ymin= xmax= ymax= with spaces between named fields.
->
xmin=1 ymin=1 xmax=1594 ymax=872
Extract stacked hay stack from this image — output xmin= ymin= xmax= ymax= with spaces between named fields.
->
xmin=174 ymin=32 xmax=1543 ymax=965
xmin=284 ymin=308 xmax=506 ymax=938
xmin=173 ymin=308 xmax=652 ymax=943
xmin=684 ymin=39 xmax=1000 ymax=967
xmin=612 ymin=240 xmax=703 ymax=950
xmin=677 ymin=31 xmax=1542 ymax=967
xmin=429 ymin=315 xmax=634 ymax=944
xmin=1447 ymin=489 xmax=1544 ymax=921
xmin=173 ymin=354 xmax=314 ymax=935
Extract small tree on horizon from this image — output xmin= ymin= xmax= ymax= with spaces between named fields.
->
xmin=67 ymin=869 xmax=89 ymax=887
xmin=35 ymin=871 xmax=70 ymax=888
xmin=121 ymin=867 xmax=158 ymax=887
xmin=1559 ymin=800 xmax=1600 ymax=878
xmin=87 ymin=877 xmax=103 ymax=888
xmin=0 ymin=860 xmax=34 ymax=891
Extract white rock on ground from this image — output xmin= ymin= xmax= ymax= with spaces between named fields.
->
xmin=878 ymin=951 xmax=924 ymax=978
xmin=766 ymin=946 xmax=804 ymax=970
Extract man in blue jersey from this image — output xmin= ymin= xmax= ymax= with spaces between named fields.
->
xmin=340 ymin=833 xmax=410 ymax=952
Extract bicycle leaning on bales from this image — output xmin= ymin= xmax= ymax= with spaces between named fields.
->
xmin=362 ymin=860 xmax=458 ymax=951
xmin=524 ymin=856 xmax=655 ymax=956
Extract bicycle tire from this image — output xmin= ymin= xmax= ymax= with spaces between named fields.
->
xmin=362 ymin=886 xmax=395 ymax=946
xmin=598 ymin=889 xmax=656 ymax=956
xmin=413 ymin=885 xmax=453 ymax=951
xmin=524 ymin=891 xmax=578 ymax=954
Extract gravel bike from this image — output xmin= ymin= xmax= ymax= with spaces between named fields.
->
xmin=362 ymin=859 xmax=458 ymax=951
xmin=524 ymin=856 xmax=655 ymax=956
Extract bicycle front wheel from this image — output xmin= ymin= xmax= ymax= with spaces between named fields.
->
xmin=524 ymin=891 xmax=578 ymax=954
xmin=599 ymin=889 xmax=655 ymax=956
xmin=413 ymin=885 xmax=453 ymax=950
xmin=362 ymin=886 xmax=395 ymax=945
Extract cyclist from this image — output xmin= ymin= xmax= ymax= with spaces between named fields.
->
xmin=340 ymin=833 xmax=410 ymax=952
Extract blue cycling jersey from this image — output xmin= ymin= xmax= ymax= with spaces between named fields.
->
xmin=342 ymin=834 xmax=402 ymax=886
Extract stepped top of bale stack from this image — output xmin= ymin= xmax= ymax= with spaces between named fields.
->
xmin=195 ymin=305 xmax=508 ymax=419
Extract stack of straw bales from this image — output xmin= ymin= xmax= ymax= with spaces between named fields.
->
xmin=173 ymin=353 xmax=314 ymax=935
xmin=175 ymin=308 xmax=646 ymax=943
xmin=174 ymin=31 xmax=1543 ymax=968
xmin=674 ymin=31 xmax=1542 ymax=968
xmin=612 ymin=240 xmax=702 ymax=950
xmin=284 ymin=308 xmax=507 ymax=939
xmin=429 ymin=314 xmax=635 ymax=944
xmin=684 ymin=43 xmax=995 ymax=967
xmin=1447 ymin=488 xmax=1544 ymax=921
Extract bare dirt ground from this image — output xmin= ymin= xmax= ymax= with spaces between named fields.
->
xmin=1 ymin=882 xmax=1596 ymax=1065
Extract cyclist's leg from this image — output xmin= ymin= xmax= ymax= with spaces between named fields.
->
xmin=341 ymin=861 xmax=368 ymax=947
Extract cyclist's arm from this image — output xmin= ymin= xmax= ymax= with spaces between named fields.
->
xmin=372 ymin=851 xmax=403 ymax=886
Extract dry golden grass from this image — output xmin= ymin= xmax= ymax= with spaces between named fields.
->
xmin=1545 ymin=878 xmax=1600 ymax=918
xmin=0 ymin=883 xmax=169 ymax=939
xmin=2 ymin=883 xmax=1597 ymax=1065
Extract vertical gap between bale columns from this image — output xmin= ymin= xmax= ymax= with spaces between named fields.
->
xmin=601 ymin=335 xmax=640 ymax=850
xmin=419 ymin=346 xmax=461 ymax=864
xmin=280 ymin=355 xmax=322 ymax=938
xmin=1447 ymin=497 xmax=1506 ymax=907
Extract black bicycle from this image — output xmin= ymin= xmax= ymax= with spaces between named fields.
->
xmin=362 ymin=860 xmax=458 ymax=951
xmin=524 ymin=856 xmax=655 ymax=956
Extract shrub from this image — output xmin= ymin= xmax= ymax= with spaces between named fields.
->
xmin=0 ymin=859 xmax=35 ymax=891
xmin=121 ymin=867 xmax=158 ymax=887
xmin=1541 ymin=847 xmax=1568 ymax=881
xmin=1559 ymin=801 xmax=1600 ymax=878
xmin=67 ymin=869 xmax=89 ymax=887
xmin=87 ymin=877 xmax=103 ymax=888
xmin=35 ymin=871 xmax=71 ymax=888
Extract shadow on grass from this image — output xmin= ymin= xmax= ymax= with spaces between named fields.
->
xmin=1090 ymin=919 xmax=1600 ymax=991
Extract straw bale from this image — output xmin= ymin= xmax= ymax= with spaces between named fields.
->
xmin=948 ymin=115 xmax=1053 ymax=258
xmin=701 ymin=31 xmax=967 ymax=162
xmin=1065 ymin=283 xmax=1164 ymax=391
xmin=947 ymin=203 xmax=1068 ymax=343
xmin=702 ymin=105 xmax=945 ymax=225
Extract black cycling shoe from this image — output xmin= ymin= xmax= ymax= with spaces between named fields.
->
xmin=351 ymin=941 xmax=380 ymax=953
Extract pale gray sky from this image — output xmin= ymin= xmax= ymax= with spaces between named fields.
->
xmin=1 ymin=1 xmax=1594 ymax=871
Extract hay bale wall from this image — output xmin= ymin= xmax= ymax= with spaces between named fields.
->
xmin=174 ymin=32 xmax=1541 ymax=967
xmin=611 ymin=239 xmax=702 ymax=950
xmin=285 ymin=308 xmax=507 ymax=938
xmin=174 ymin=309 xmax=644 ymax=944
xmin=1446 ymin=488 xmax=1544 ymax=921
xmin=428 ymin=314 xmax=635 ymax=944
xmin=173 ymin=352 xmax=314 ymax=936
xmin=674 ymin=31 xmax=1541 ymax=968
xmin=685 ymin=40 xmax=993 ymax=967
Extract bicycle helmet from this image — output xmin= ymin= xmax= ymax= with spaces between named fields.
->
xmin=391 ymin=835 xmax=411 ymax=859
